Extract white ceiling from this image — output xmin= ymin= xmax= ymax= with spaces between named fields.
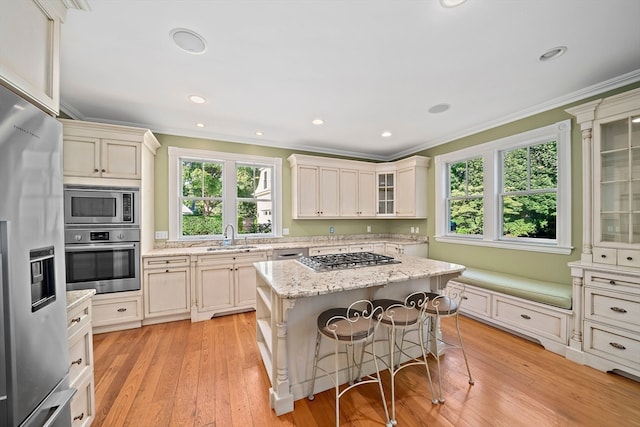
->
xmin=59 ymin=0 xmax=640 ymax=161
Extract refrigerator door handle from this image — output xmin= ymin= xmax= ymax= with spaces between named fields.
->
xmin=21 ymin=387 xmax=76 ymax=427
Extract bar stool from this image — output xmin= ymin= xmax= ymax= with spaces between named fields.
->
xmin=371 ymin=292 xmax=438 ymax=425
xmin=308 ymin=300 xmax=391 ymax=427
xmin=424 ymin=286 xmax=474 ymax=403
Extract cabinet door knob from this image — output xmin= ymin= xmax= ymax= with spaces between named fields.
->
xmin=626 ymin=256 xmax=633 ymax=261
xmin=73 ymin=413 xmax=85 ymax=421
xmin=117 ymin=308 xmax=127 ymax=312
xmin=610 ymin=306 xmax=627 ymax=313
xmin=71 ymin=358 xmax=83 ymax=366
xmin=70 ymin=317 xmax=81 ymax=324
xmin=101 ymin=169 xmax=106 ymax=172
xmin=94 ymin=168 xmax=99 ymax=172
xmin=609 ymin=280 xmax=616 ymax=285
xmin=166 ymin=269 xmax=170 ymax=273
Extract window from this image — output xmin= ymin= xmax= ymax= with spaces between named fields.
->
xmin=168 ymin=147 xmax=282 ymax=240
xmin=435 ymin=120 xmax=572 ymax=254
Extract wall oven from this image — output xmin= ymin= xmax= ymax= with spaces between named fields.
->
xmin=65 ymin=228 xmax=140 ymax=294
xmin=64 ymin=185 xmax=139 ymax=226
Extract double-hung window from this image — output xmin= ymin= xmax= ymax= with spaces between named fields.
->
xmin=168 ymin=147 xmax=282 ymax=240
xmin=435 ymin=120 xmax=572 ymax=254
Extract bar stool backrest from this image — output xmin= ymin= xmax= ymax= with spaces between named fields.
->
xmin=321 ymin=300 xmax=383 ymax=343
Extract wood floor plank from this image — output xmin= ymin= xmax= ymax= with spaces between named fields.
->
xmin=92 ymin=312 xmax=640 ymax=427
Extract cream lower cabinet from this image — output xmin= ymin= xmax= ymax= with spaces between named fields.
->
xmin=91 ymin=291 xmax=143 ymax=334
xmin=67 ymin=296 xmax=95 ymax=427
xmin=142 ymin=255 xmax=191 ymax=325
xmin=193 ymin=252 xmax=267 ymax=322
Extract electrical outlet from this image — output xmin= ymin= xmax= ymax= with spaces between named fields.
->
xmin=415 ymin=226 xmax=419 ymax=233
xmin=155 ymin=231 xmax=168 ymax=239
xmin=282 ymin=228 xmax=289 ymax=235
xmin=330 ymin=226 xmax=334 ymax=234
xmin=410 ymin=227 xmax=415 ymax=233
xmin=367 ymin=225 xmax=371 ymax=233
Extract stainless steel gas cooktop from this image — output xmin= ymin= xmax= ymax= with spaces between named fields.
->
xmin=297 ymin=252 xmax=401 ymax=272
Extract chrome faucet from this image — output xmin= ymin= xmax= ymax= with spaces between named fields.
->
xmin=223 ymin=223 xmax=236 ymax=246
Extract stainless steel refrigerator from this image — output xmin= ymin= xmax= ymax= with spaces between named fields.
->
xmin=0 ymin=85 xmax=75 ymax=426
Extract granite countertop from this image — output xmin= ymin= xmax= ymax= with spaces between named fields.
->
xmin=66 ymin=289 xmax=96 ymax=310
xmin=143 ymin=236 xmax=428 ymax=258
xmin=254 ymin=254 xmax=465 ymax=299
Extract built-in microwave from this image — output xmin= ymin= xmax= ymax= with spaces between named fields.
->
xmin=64 ymin=185 xmax=139 ymax=226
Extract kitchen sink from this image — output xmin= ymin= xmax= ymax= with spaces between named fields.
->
xmin=206 ymin=245 xmax=257 ymax=252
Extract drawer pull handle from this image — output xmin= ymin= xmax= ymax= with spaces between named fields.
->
xmin=609 ymin=280 xmax=616 ymax=285
xmin=71 ymin=358 xmax=83 ymax=366
xmin=609 ymin=342 xmax=626 ymax=350
xmin=600 ymin=254 xmax=607 ymax=258
xmin=166 ymin=269 xmax=170 ymax=273
xmin=73 ymin=413 xmax=85 ymax=421
xmin=70 ymin=317 xmax=81 ymax=324
xmin=117 ymin=308 xmax=127 ymax=312
xmin=626 ymin=256 xmax=633 ymax=261
xmin=610 ymin=306 xmax=627 ymax=313
xmin=520 ymin=314 xmax=531 ymax=320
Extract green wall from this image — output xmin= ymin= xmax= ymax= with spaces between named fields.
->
xmin=153 ymin=81 xmax=640 ymax=286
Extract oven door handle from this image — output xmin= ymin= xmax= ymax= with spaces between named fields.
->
xmin=66 ymin=243 xmax=137 ymax=252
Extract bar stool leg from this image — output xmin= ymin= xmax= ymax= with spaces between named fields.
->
xmin=308 ymin=330 xmax=322 ymax=400
xmin=456 ymin=313 xmax=474 ymax=385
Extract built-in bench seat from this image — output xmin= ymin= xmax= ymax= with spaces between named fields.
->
xmin=447 ymin=268 xmax=573 ymax=356
xmin=455 ymin=268 xmax=572 ymax=310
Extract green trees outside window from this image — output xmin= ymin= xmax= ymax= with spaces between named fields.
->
xmin=501 ymin=141 xmax=557 ymax=239
xmin=180 ymin=160 xmax=223 ymax=236
xmin=447 ymin=140 xmax=558 ymax=240
xmin=179 ymin=161 xmax=273 ymax=237
xmin=448 ymin=158 xmax=484 ymax=235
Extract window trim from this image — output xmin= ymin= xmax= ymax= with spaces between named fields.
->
xmin=168 ymin=146 xmax=282 ymax=241
xmin=434 ymin=120 xmax=573 ymax=254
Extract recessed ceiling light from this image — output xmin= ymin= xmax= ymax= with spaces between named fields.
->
xmin=196 ymin=123 xmax=205 ymax=128
xmin=429 ymin=103 xmax=451 ymax=114
xmin=170 ymin=28 xmax=207 ymax=54
xmin=188 ymin=95 xmax=206 ymax=104
xmin=312 ymin=118 xmax=324 ymax=125
xmin=539 ymin=46 xmax=567 ymax=62
xmin=440 ymin=0 xmax=467 ymax=7
xmin=255 ymin=131 xmax=264 ymax=136
xmin=381 ymin=131 xmax=392 ymax=138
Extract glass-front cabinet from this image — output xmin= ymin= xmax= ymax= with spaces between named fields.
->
xmin=596 ymin=115 xmax=640 ymax=247
xmin=377 ymin=172 xmax=395 ymax=215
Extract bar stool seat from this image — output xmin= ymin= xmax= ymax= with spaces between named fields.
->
xmin=424 ymin=289 xmax=474 ymax=403
xmin=308 ymin=301 xmax=391 ymax=427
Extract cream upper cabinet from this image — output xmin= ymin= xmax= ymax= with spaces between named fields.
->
xmin=60 ymin=120 xmax=159 ymax=181
xmin=567 ymin=88 xmax=640 ymax=267
xmin=63 ymin=136 xmax=142 ymax=179
xmin=289 ymin=154 xmax=429 ymax=219
xmin=290 ymin=159 xmax=339 ymax=218
xmin=394 ymin=158 xmax=428 ymax=218
xmin=0 ymin=0 xmax=88 ymax=114
xmin=339 ymin=168 xmax=376 ymax=217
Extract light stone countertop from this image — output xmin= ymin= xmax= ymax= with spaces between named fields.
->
xmin=66 ymin=289 xmax=96 ymax=311
xmin=254 ymin=254 xmax=465 ymax=299
xmin=143 ymin=236 xmax=428 ymax=258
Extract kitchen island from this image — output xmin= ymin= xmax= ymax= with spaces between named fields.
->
xmin=253 ymin=254 xmax=465 ymax=415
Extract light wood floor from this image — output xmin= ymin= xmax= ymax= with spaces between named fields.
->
xmin=92 ymin=311 xmax=640 ymax=427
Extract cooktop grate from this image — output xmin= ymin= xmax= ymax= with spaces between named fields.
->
xmin=297 ymin=252 xmax=400 ymax=272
